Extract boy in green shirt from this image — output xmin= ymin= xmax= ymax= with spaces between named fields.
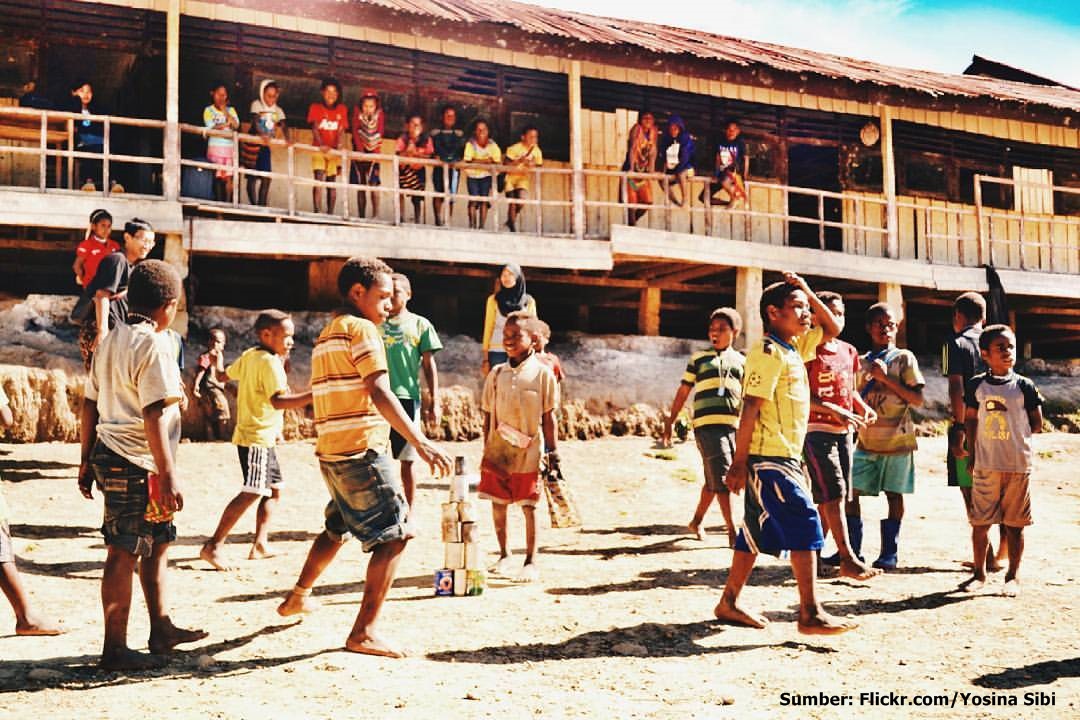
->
xmin=379 ymin=274 xmax=443 ymax=506
xmin=715 ymin=273 xmax=856 ymax=635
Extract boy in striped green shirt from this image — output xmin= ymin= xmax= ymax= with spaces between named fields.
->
xmin=662 ymin=308 xmax=744 ymax=546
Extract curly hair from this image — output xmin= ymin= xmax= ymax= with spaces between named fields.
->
xmin=128 ymin=260 xmax=181 ymax=312
xmin=337 ymin=256 xmax=394 ymax=298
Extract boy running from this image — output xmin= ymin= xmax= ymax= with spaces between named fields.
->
xmin=849 ymin=303 xmax=925 ymax=570
xmin=1 ymin=386 xmax=62 ymax=636
xmin=379 ymin=273 xmax=443 ymax=506
xmin=804 ymin=292 xmax=879 ymax=580
xmin=964 ymin=325 xmax=1042 ymax=596
xmin=277 ymin=257 xmax=452 ymax=658
xmin=78 ymin=260 xmax=207 ymax=669
xmin=200 ymin=311 xmax=312 ymax=570
xmin=478 ymin=311 xmax=559 ymax=583
xmin=714 ymin=273 xmax=856 ymax=635
xmin=661 ymin=307 xmax=744 ymax=547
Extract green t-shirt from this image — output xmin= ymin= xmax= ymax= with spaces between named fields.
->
xmin=380 ymin=311 xmax=443 ymax=401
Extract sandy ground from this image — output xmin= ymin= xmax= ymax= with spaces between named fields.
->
xmin=0 ymin=434 xmax=1077 ymax=719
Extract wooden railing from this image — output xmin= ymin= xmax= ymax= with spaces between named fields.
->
xmin=1 ymin=108 xmax=1077 ymax=274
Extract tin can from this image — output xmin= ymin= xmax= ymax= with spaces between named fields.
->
xmin=457 ymin=501 xmax=476 ymax=523
xmin=433 ymin=568 xmax=454 ymax=596
xmin=460 ymin=521 xmax=478 ymax=543
xmin=441 ymin=503 xmax=461 ymax=542
xmin=466 ymin=569 xmax=486 ymax=596
xmin=463 ymin=542 xmax=479 ymax=569
xmin=444 ymin=542 xmax=465 ymax=569
xmin=453 ymin=569 xmax=467 ymax=596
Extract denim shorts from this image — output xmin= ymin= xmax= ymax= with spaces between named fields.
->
xmin=91 ymin=441 xmax=176 ymax=557
xmin=320 ymin=450 xmax=411 ymax=552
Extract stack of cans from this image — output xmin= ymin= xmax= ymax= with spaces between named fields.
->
xmin=434 ymin=456 xmax=486 ymax=597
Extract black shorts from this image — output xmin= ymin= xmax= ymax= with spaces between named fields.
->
xmin=803 ymin=431 xmax=853 ymax=504
xmin=389 ymin=398 xmax=419 ymax=462
xmin=238 ymin=445 xmax=284 ymax=496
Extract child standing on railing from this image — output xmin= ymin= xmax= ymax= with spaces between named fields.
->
xmin=659 ymin=115 xmax=695 ymax=208
xmin=430 ymin=105 xmax=464 ymax=226
xmin=705 ymin=120 xmax=748 ymax=209
xmin=307 ymin=78 xmax=348 ymax=215
xmin=244 ymin=79 xmax=287 ymax=207
xmin=350 ymin=89 xmax=384 ymax=219
xmin=203 ymin=83 xmax=241 ymax=203
xmin=503 ymin=126 xmax=543 ymax=233
xmin=464 ymin=120 xmax=502 ymax=230
xmin=69 ymin=80 xmax=105 ymax=192
xmin=395 ymin=115 xmax=434 ymax=224
xmin=73 ymin=208 xmax=119 ymax=288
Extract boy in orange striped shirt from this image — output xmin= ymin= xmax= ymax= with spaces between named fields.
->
xmin=277 ymin=256 xmax=451 ymax=658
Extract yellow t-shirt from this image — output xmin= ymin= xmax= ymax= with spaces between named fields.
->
xmin=311 ymin=314 xmax=390 ymax=459
xmin=504 ymin=142 xmax=543 ymax=191
xmin=227 ymin=347 xmax=289 ymax=448
xmin=463 ymin=139 xmax=502 ymax=179
xmin=742 ymin=326 xmax=823 ymax=459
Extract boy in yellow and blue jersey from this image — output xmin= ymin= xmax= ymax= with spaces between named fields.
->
xmin=714 ymin=273 xmax=857 ymax=636
xmin=662 ymin=307 xmax=744 ymax=546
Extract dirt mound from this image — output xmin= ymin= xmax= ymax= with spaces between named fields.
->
xmin=0 ymin=365 xmax=82 ymax=443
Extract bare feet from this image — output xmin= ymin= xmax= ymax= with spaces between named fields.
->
xmin=797 ymin=609 xmax=858 ymax=635
xmin=100 ymin=646 xmax=168 ymax=671
xmin=148 ymin=623 xmax=209 ymax=654
xmin=200 ymin=542 xmax=232 ymax=571
xmin=713 ymin=597 xmax=768 ymax=629
xmin=248 ymin=541 xmax=275 ymax=560
xmin=986 ymin=553 xmax=1004 ymax=573
xmin=345 ymin=631 xmax=406 ymax=658
xmin=489 ymin=555 xmax=516 ymax=577
xmin=1002 ymin=579 xmax=1020 ymax=597
xmin=514 ymin=563 xmax=539 ymax=583
xmin=277 ymin=588 xmax=319 ymax=617
xmin=962 ymin=577 xmax=987 ymax=595
xmin=688 ymin=522 xmax=707 ymax=541
xmin=15 ymin=614 xmax=64 ymax=636
xmin=838 ymin=557 xmax=882 ymax=582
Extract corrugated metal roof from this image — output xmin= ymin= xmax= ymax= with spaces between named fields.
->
xmin=351 ymin=0 xmax=1080 ymax=113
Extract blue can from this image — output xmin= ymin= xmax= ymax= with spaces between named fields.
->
xmin=434 ymin=568 xmax=454 ymax=596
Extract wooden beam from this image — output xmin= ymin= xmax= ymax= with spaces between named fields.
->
xmin=597 ymin=300 xmax=704 ymax=312
xmin=1019 ymin=307 xmax=1080 ymax=317
xmin=569 ymin=60 xmax=585 ymax=241
xmin=163 ymin=0 xmax=180 ymax=201
xmin=648 ymin=264 xmax=727 ymax=284
xmin=637 ymin=287 xmax=661 ymax=335
xmin=880 ymin=105 xmax=899 ymax=259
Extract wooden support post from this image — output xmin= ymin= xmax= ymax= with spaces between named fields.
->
xmin=308 ymin=258 xmax=346 ymax=309
xmin=163 ymin=231 xmax=189 ymax=334
xmin=163 ymin=0 xmax=180 ymax=201
xmin=878 ymin=281 xmax=906 ymax=346
xmin=735 ymin=266 xmax=763 ymax=351
xmin=637 ymin=286 xmax=661 ymax=336
xmin=568 ymin=60 xmax=585 ymax=241
xmin=880 ymin=105 xmax=899 ymax=259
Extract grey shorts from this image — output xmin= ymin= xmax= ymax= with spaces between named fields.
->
xmin=695 ymin=425 xmax=736 ymax=493
xmin=320 ymin=450 xmax=412 ymax=552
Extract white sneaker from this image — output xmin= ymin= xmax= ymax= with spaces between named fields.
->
xmin=1002 ymin=579 xmax=1021 ymax=597
xmin=489 ymin=556 xmax=515 ymax=577
xmin=514 ymin=563 xmax=540 ymax=583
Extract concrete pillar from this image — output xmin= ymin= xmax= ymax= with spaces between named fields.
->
xmin=735 ymin=266 xmax=763 ymax=350
xmin=568 ymin=60 xmax=585 ymax=241
xmin=637 ymin=286 xmax=661 ymax=336
xmin=308 ymin=258 xmax=345 ymax=309
xmin=163 ymin=0 xmax=180 ymax=201
xmin=879 ymin=105 xmax=899 ymax=260
xmin=878 ymin=281 xmax=906 ymax=346
xmin=163 ymin=231 xmax=189 ymax=334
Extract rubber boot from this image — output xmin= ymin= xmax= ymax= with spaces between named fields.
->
xmin=822 ymin=515 xmax=862 ymax=566
xmin=873 ymin=518 xmax=901 ymax=570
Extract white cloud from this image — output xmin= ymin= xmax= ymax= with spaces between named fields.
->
xmin=523 ymin=0 xmax=1080 ymax=87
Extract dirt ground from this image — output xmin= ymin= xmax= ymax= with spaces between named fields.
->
xmin=0 ymin=434 xmax=1077 ymax=719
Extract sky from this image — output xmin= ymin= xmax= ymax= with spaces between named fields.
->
xmin=522 ymin=0 xmax=1080 ymax=88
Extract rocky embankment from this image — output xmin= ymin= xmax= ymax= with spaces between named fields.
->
xmin=1 ymin=295 xmax=1078 ymax=443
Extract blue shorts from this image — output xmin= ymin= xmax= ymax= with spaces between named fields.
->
xmin=255 ymin=146 xmax=272 ymax=173
xmin=734 ymin=456 xmax=823 ymax=557
xmin=852 ymin=449 xmax=915 ymax=495
xmin=320 ymin=450 xmax=411 ymax=552
xmin=467 ymin=176 xmax=493 ymax=198
xmin=432 ymin=166 xmax=460 ymax=195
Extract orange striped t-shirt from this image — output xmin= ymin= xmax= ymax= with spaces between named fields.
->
xmin=311 ymin=314 xmax=391 ymax=459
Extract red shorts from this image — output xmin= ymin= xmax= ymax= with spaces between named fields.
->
xmin=478 ymin=464 xmax=540 ymax=507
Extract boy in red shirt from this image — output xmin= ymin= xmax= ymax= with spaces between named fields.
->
xmin=803 ymin=292 xmax=879 ymax=581
xmin=306 ymin=78 xmax=348 ymax=215
xmin=73 ymin=209 xmax=119 ymax=287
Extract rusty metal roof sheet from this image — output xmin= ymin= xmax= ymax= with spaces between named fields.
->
xmin=351 ymin=0 xmax=1080 ymax=113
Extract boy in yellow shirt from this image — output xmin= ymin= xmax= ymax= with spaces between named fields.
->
xmin=200 ymin=310 xmax=312 ymax=570
xmin=502 ymin=126 xmax=542 ymax=233
xmin=714 ymin=273 xmax=856 ymax=635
